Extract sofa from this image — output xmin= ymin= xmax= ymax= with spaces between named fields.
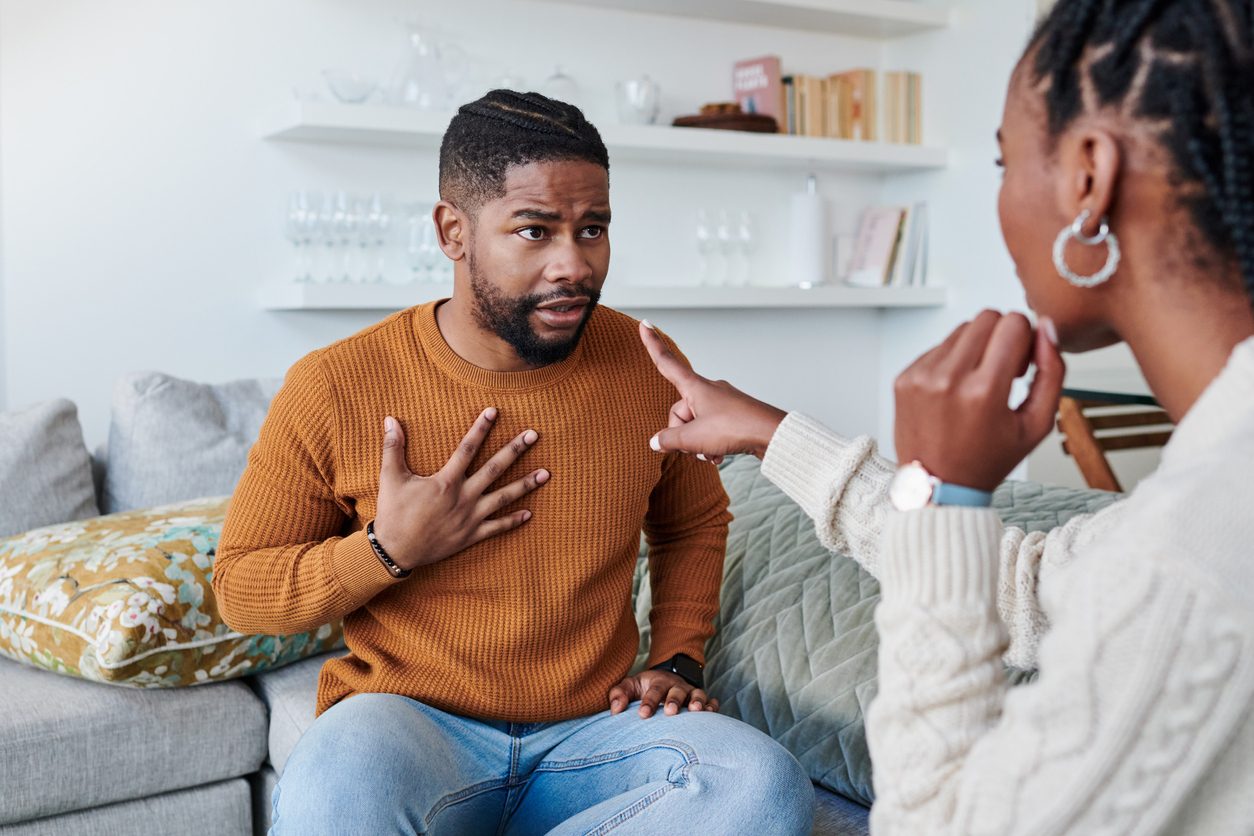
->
xmin=0 ymin=371 xmax=1121 ymax=835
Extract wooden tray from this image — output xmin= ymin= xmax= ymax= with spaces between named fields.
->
xmin=671 ymin=113 xmax=779 ymax=133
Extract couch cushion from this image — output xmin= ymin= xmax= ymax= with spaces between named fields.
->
xmin=0 ymin=399 xmax=98 ymax=539
xmin=0 ymin=655 xmax=266 ymax=824
xmin=700 ymin=456 xmax=1121 ymax=807
xmin=0 ymin=778 xmax=253 ymax=836
xmin=102 ymin=372 xmax=282 ymax=514
xmin=247 ymin=651 xmax=341 ymax=775
xmin=0 ymin=497 xmax=344 ymax=686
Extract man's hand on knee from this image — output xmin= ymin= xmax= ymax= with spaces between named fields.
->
xmin=608 ymin=670 xmax=719 ymax=718
xmin=372 ymin=408 xmax=549 ymax=573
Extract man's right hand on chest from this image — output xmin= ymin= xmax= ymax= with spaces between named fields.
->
xmin=371 ymin=408 xmax=548 ymax=573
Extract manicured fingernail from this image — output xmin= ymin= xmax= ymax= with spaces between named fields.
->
xmin=641 ymin=318 xmax=656 ymax=330
xmin=523 ymin=430 xmax=538 ymax=444
xmin=692 ymin=701 xmax=702 ymax=710
xmin=536 ymin=470 xmax=549 ymax=483
xmin=384 ymin=416 xmax=395 ymax=432
xmin=1041 ymin=317 xmax=1059 ymax=348
xmin=650 ymin=435 xmax=661 ymax=452
xmin=696 ymin=453 xmax=707 ymax=461
xmin=522 ymin=510 xmax=532 ymax=521
xmin=484 ymin=407 xmax=498 ymax=420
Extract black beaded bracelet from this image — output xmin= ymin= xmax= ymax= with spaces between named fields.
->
xmin=366 ymin=521 xmax=411 ymax=579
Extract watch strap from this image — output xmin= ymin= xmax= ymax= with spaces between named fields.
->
xmin=931 ymin=482 xmax=994 ymax=507
xmin=651 ymin=654 xmax=704 ymax=689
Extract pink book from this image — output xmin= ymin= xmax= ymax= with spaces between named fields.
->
xmin=846 ymin=206 xmax=906 ymax=287
xmin=733 ymin=56 xmax=783 ymax=124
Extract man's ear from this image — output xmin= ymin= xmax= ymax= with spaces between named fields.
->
xmin=1056 ymin=125 xmax=1121 ymax=236
xmin=434 ymin=200 xmax=468 ymax=261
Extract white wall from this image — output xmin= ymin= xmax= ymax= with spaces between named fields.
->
xmin=1 ymin=0 xmax=1026 ymax=459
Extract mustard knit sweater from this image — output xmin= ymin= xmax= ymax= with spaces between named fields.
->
xmin=212 ymin=301 xmax=731 ymax=721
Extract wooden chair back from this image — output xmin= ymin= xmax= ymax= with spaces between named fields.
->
xmin=1055 ymin=396 xmax=1174 ymax=492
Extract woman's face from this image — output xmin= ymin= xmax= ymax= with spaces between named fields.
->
xmin=997 ymin=66 xmax=1121 ymax=352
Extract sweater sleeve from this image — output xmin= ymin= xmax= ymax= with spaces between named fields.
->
xmin=211 ymin=353 xmax=400 ymax=636
xmin=760 ymin=411 xmax=1126 ymax=670
xmin=642 ymin=450 xmax=732 ymax=669
xmin=867 ymin=507 xmax=1254 ymax=835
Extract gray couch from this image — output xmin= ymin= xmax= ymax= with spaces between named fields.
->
xmin=0 ymin=371 xmax=1119 ymax=835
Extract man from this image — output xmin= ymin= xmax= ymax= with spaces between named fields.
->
xmin=213 ymin=90 xmax=813 ymax=835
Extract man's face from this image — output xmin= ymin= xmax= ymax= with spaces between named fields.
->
xmin=466 ymin=160 xmax=611 ymax=367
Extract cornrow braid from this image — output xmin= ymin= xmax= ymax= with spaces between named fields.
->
xmin=439 ymin=89 xmax=609 ymax=218
xmin=1030 ymin=0 xmax=1254 ymax=307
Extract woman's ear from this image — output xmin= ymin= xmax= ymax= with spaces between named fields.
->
xmin=434 ymin=200 xmax=467 ymax=261
xmin=1056 ymin=126 xmax=1122 ymax=234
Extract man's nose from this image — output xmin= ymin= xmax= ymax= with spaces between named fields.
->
xmin=544 ymin=235 xmax=594 ymax=284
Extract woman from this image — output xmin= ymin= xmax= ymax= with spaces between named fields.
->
xmin=641 ymin=0 xmax=1254 ymax=832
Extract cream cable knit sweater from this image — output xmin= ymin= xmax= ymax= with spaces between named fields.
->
xmin=761 ymin=338 xmax=1254 ymax=834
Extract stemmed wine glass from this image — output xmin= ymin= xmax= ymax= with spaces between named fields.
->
xmin=736 ymin=211 xmax=757 ymax=286
xmin=366 ymin=194 xmax=394 ymax=283
xmin=716 ymin=210 xmax=740 ymax=287
xmin=406 ymin=202 xmax=442 ymax=283
xmin=696 ymin=209 xmax=718 ymax=286
xmin=284 ymin=191 xmax=316 ymax=282
xmin=331 ymin=191 xmax=359 ymax=282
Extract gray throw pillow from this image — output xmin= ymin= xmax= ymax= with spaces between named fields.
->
xmin=700 ymin=455 xmax=1121 ymax=807
xmin=102 ymin=372 xmax=283 ymax=513
xmin=0 ymin=399 xmax=99 ymax=538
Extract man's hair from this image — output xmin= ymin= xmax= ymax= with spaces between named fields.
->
xmin=1028 ymin=0 xmax=1254 ymax=305
xmin=439 ymin=90 xmax=610 ymax=218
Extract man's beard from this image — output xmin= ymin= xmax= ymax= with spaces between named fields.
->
xmin=468 ymin=252 xmax=601 ymax=368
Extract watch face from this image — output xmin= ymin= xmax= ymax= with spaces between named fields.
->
xmin=888 ymin=464 xmax=936 ymax=511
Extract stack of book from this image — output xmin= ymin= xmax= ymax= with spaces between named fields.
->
xmin=845 ymin=203 xmax=929 ymax=287
xmin=732 ymin=56 xmax=922 ymax=144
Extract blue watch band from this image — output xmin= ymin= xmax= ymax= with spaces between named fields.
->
xmin=932 ymin=482 xmax=994 ymax=507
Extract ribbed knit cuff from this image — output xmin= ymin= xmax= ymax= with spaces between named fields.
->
xmin=881 ymin=507 xmax=1002 ymax=607
xmin=761 ymin=412 xmax=895 ymax=523
xmin=329 ymin=528 xmax=403 ymax=606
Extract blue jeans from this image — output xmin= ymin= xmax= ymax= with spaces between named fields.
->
xmin=271 ymin=693 xmax=814 ymax=835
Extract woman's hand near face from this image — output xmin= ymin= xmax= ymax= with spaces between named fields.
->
xmin=894 ymin=310 xmax=1066 ymax=491
xmin=640 ymin=321 xmax=787 ymax=461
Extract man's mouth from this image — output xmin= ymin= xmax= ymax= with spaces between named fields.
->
xmin=534 ymin=296 xmax=591 ymax=329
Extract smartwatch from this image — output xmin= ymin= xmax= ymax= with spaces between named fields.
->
xmin=651 ymin=653 xmax=704 ymax=689
xmin=888 ymin=461 xmax=993 ymax=511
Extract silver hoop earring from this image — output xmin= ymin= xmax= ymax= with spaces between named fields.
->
xmin=1053 ymin=210 xmax=1120 ymax=288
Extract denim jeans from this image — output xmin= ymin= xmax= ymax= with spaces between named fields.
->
xmin=271 ymin=693 xmax=814 ymax=835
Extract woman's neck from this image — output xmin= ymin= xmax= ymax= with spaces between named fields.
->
xmin=1118 ymin=279 xmax=1254 ymax=423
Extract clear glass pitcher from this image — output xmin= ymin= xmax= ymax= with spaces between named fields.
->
xmin=388 ymin=22 xmax=468 ymax=110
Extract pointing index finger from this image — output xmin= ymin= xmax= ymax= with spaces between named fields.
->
xmin=639 ymin=320 xmax=700 ymax=392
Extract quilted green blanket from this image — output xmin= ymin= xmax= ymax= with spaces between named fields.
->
xmin=633 ymin=455 xmax=1121 ymax=808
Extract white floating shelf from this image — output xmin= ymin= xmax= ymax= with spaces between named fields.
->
xmin=261 ymin=101 xmax=947 ymax=175
xmin=544 ymin=0 xmax=949 ymax=38
xmin=258 ymin=281 xmax=946 ymax=311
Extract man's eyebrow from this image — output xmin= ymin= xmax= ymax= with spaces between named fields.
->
xmin=510 ymin=208 xmax=563 ymax=222
xmin=583 ymin=209 xmax=612 ymax=224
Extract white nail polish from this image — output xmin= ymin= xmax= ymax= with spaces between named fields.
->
xmin=650 ymin=435 xmax=661 ymax=452
xmin=696 ymin=453 xmax=707 ymax=461
xmin=641 ymin=319 xmax=656 ymax=330
xmin=1041 ymin=317 xmax=1060 ymax=347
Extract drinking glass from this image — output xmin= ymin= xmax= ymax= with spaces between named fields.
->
xmin=284 ymin=191 xmax=314 ymax=282
xmin=717 ymin=210 xmax=739 ymax=286
xmin=615 ymin=76 xmax=661 ymax=124
xmin=331 ymin=191 xmax=358 ymax=282
xmin=314 ymin=192 xmax=337 ymax=283
xmin=696 ymin=209 xmax=718 ymax=286
xmin=737 ymin=211 xmax=757 ymax=286
xmin=366 ymin=194 xmax=394 ymax=283
xmin=405 ymin=202 xmax=441 ymax=283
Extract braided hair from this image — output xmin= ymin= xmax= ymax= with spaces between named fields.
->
xmin=439 ymin=90 xmax=609 ymax=218
xmin=1029 ymin=0 xmax=1254 ymax=306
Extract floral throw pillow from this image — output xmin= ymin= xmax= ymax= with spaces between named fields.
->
xmin=0 ymin=496 xmax=344 ymax=687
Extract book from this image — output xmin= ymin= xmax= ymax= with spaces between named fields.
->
xmin=782 ymin=76 xmax=796 ymax=135
xmin=888 ymin=201 xmax=929 ymax=286
xmin=792 ymin=75 xmax=827 ymax=137
xmin=831 ymin=69 xmax=877 ymax=141
xmin=733 ymin=56 xmax=784 ymax=127
xmin=884 ymin=71 xmax=923 ymax=144
xmin=846 ymin=206 xmax=906 ymax=287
